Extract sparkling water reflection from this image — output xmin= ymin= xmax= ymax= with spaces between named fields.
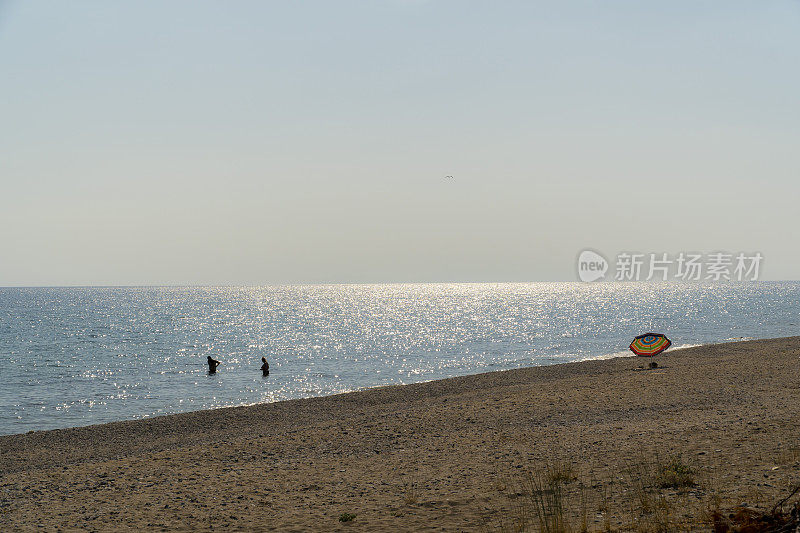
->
xmin=1 ymin=283 xmax=797 ymax=435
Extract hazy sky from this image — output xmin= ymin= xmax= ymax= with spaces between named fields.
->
xmin=1 ymin=1 xmax=798 ymax=285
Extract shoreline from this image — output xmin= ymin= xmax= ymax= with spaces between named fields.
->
xmin=0 ymin=338 xmax=716 ymax=443
xmin=2 ymin=336 xmax=800 ymax=531
xmin=1 ymin=343 xmax=651 ymax=468
xmin=0 ymin=338 xmax=747 ymax=439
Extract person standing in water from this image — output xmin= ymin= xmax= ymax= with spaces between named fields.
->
xmin=260 ymin=357 xmax=269 ymax=376
xmin=207 ymin=355 xmax=221 ymax=374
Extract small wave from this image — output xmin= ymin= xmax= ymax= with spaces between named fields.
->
xmin=586 ymin=342 xmax=706 ymax=362
xmin=583 ymin=350 xmax=636 ymax=361
xmin=670 ymin=343 xmax=704 ymax=351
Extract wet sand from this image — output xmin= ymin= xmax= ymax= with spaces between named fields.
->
xmin=2 ymin=337 xmax=799 ymax=531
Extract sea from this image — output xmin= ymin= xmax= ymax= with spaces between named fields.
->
xmin=1 ymin=282 xmax=798 ymax=436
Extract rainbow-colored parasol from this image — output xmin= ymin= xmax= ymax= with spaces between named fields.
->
xmin=629 ymin=333 xmax=671 ymax=357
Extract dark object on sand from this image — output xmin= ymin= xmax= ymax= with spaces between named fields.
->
xmin=708 ymin=483 xmax=799 ymax=532
xmin=207 ymin=356 xmax=221 ymax=373
xmin=649 ymin=361 xmax=658 ymax=369
xmin=261 ymin=357 xmax=269 ymax=376
xmin=629 ymin=333 xmax=671 ymax=356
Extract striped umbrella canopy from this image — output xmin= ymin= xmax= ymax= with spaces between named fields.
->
xmin=629 ymin=333 xmax=671 ymax=356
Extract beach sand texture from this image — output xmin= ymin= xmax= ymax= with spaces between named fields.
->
xmin=2 ymin=337 xmax=799 ymax=531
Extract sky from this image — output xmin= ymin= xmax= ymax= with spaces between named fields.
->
xmin=1 ymin=1 xmax=799 ymax=285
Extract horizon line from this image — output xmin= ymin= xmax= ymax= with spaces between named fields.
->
xmin=0 ymin=279 xmax=797 ymax=289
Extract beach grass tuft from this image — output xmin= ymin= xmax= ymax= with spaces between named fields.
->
xmin=775 ymin=445 xmax=800 ymax=466
xmin=654 ymin=455 xmax=695 ymax=490
xmin=546 ymin=461 xmax=578 ymax=486
xmin=403 ymin=481 xmax=420 ymax=506
xmin=482 ymin=465 xmax=579 ymax=533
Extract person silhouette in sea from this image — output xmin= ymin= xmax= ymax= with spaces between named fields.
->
xmin=260 ymin=357 xmax=269 ymax=377
xmin=207 ymin=355 xmax=221 ymax=374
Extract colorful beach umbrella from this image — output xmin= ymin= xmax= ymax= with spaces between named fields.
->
xmin=629 ymin=333 xmax=671 ymax=357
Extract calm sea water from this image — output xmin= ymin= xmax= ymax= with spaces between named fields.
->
xmin=1 ymin=283 xmax=798 ymax=436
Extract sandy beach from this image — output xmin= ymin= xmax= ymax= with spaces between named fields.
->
xmin=2 ymin=337 xmax=799 ymax=531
